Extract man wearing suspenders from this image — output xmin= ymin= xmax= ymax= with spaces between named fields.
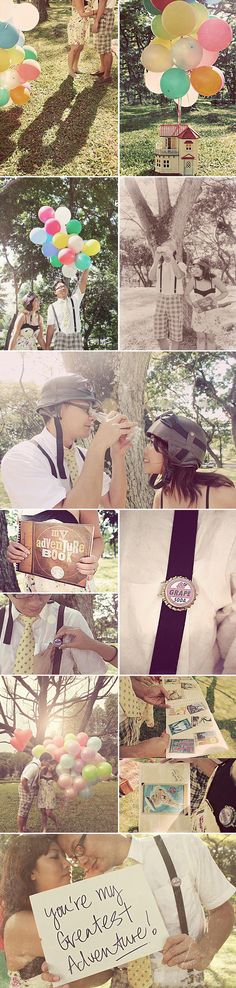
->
xmin=1 ymin=374 xmax=133 ymax=509
xmin=46 ymin=275 xmax=88 ymax=350
xmin=42 ymin=833 xmax=235 ymax=988
xmin=149 ymin=240 xmax=186 ymax=351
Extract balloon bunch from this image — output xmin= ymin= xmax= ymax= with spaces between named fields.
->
xmin=0 ymin=1 xmax=41 ymax=109
xmin=29 ymin=203 xmax=101 ymax=279
xmin=32 ymin=729 xmax=113 ymax=801
xmin=10 ymin=727 xmax=32 ymax=751
xmin=141 ymin=1 xmax=233 ymax=107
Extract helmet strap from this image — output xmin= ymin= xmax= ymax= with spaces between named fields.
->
xmin=54 ymin=415 xmax=67 ymax=480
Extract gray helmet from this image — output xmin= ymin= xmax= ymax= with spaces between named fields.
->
xmin=147 ymin=412 xmax=207 ymax=467
xmin=36 ymin=374 xmax=96 ymax=414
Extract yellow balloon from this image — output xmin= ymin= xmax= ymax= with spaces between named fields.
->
xmin=152 ymin=38 xmax=171 ymax=49
xmin=0 ymin=47 xmax=13 ymax=71
xmin=83 ymin=239 xmax=101 ymax=256
xmin=162 ymin=2 xmax=196 ymax=39
xmin=11 ymin=45 xmax=25 ymax=66
xmin=191 ymin=2 xmax=209 ymax=30
xmin=52 ymin=232 xmax=69 ymax=248
xmin=141 ymin=42 xmax=173 ymax=73
xmin=10 ymin=85 xmax=30 ymax=106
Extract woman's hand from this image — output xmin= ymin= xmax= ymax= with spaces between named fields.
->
xmin=6 ymin=541 xmax=30 ymax=563
xmin=41 ymin=962 xmax=68 ymax=985
xmin=54 ymin=626 xmax=96 ymax=652
xmin=34 ymin=643 xmax=55 ymax=674
xmin=74 ymin=554 xmax=99 ymax=579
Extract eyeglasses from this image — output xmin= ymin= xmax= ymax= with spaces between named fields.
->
xmin=68 ymin=402 xmax=103 ymax=416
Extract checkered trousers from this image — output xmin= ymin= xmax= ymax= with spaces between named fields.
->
xmin=53 ymin=332 xmax=82 ymax=350
xmin=154 ymin=296 xmax=184 ymax=343
xmin=94 ymin=10 xmax=115 ymax=54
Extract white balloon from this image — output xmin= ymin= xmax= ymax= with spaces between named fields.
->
xmin=2 ymin=68 xmax=21 ymax=88
xmin=174 ymin=84 xmax=199 ymax=108
xmin=144 ymin=69 xmax=163 ymax=95
xmin=62 ymin=263 xmax=77 ymax=278
xmin=0 ymin=0 xmax=15 ymax=17
xmin=68 ymin=234 xmax=84 ymax=253
xmin=172 ymin=37 xmax=203 ymax=72
xmin=55 ymin=206 xmax=71 ymax=225
xmin=10 ymin=2 xmax=39 ymax=31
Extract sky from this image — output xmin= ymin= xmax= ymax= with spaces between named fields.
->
xmin=0 ymin=675 xmax=118 ymax=751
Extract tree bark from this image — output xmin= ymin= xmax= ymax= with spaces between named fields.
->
xmin=0 ymin=513 xmax=20 ymax=592
xmin=117 ymin=352 xmax=152 ymax=508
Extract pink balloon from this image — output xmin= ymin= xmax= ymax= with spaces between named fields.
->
xmin=198 ymin=47 xmax=219 ymax=67
xmin=198 ymin=18 xmax=233 ymax=53
xmin=45 ymin=218 xmax=61 ymax=235
xmin=18 ymin=60 xmax=41 ymax=83
xmin=66 ymin=741 xmax=81 ymax=756
xmin=95 ymin=752 xmax=105 ymax=764
xmin=74 ymin=759 xmax=84 ymax=774
xmin=38 ymin=206 xmax=54 ymax=223
xmin=44 ymin=742 xmax=57 ymax=755
xmin=58 ymin=248 xmax=75 ymax=265
xmin=52 ymin=747 xmax=61 ymax=763
xmin=58 ymin=773 xmax=72 ymax=789
xmin=73 ymin=777 xmax=86 ymax=794
xmin=76 ymin=732 xmax=88 ymax=747
xmin=80 ymin=748 xmax=94 ymax=764
xmin=65 ymin=787 xmax=76 ymax=799
xmin=54 ymin=736 xmax=64 ymax=747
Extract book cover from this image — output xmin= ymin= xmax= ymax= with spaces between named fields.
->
xmin=17 ymin=520 xmax=94 ymax=587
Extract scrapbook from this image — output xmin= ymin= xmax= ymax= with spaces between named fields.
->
xmin=17 ymin=519 xmax=94 ymax=587
xmin=163 ymin=677 xmax=228 ymax=757
xmin=139 ymin=761 xmax=191 ymax=834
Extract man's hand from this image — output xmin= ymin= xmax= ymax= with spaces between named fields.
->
xmin=41 ymin=962 xmax=68 ymax=985
xmin=93 ymin=19 xmax=99 ymax=32
xmin=162 ymin=934 xmax=213 ymax=971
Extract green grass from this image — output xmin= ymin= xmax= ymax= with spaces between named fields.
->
xmin=120 ymin=100 xmax=236 ymax=176
xmin=0 ymin=780 xmax=118 ymax=832
xmin=0 ymin=1 xmax=118 ymax=177
xmin=95 ymin=555 xmax=118 ymax=592
xmin=0 ymin=954 xmax=9 ymax=988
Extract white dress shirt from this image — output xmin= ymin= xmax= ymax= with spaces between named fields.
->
xmin=21 ymin=757 xmax=40 ymax=785
xmin=126 ymin=835 xmax=235 ymax=988
xmin=120 ymin=510 xmax=236 ymax=674
xmin=1 ymin=427 xmax=110 ymax=510
xmin=47 ymin=286 xmax=83 ymax=340
xmin=0 ymin=600 xmax=107 ymax=674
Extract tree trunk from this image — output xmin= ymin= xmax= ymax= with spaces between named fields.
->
xmin=0 ymin=513 xmax=20 ymax=592
xmin=117 ymin=352 xmax=152 ymax=508
xmin=171 ymin=179 xmax=204 ymax=253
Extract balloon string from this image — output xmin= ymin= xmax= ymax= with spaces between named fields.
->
xmin=178 ymin=98 xmax=182 ymax=126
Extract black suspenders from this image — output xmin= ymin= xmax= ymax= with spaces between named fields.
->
xmin=51 ymin=299 xmax=77 ymax=333
xmin=154 ymin=836 xmax=189 ymax=934
xmin=0 ymin=601 xmax=13 ymax=644
xmin=31 ymin=441 xmax=58 ymax=477
xmin=52 ymin=602 xmax=65 ymax=674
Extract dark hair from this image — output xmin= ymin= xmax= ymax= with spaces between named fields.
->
xmin=0 ymin=836 xmax=54 ymax=931
xmin=194 ymin=260 xmax=213 ymax=281
xmin=149 ymin=437 xmax=234 ymax=506
xmin=54 ymin=279 xmax=67 ymax=290
xmin=23 ymin=292 xmax=38 ymax=312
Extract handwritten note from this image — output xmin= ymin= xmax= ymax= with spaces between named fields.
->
xmin=30 ymin=864 xmax=168 ymax=985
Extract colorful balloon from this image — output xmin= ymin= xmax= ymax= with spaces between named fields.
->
xmin=42 ymin=241 xmax=58 ymax=259
xmin=0 ymin=21 xmax=19 ymax=49
xmin=144 ymin=69 xmax=163 ymax=94
xmin=45 ymin=218 xmax=61 ymax=236
xmin=0 ymin=85 xmax=9 ymax=104
xmin=10 ymin=3 xmax=40 ymax=31
xmin=162 ymin=2 xmax=197 ymax=38
xmin=52 ymin=231 xmax=69 ymax=248
xmin=58 ymin=773 xmax=73 ymax=789
xmin=23 ymin=45 xmax=38 ymax=61
xmin=32 ymin=744 xmax=45 ymax=757
xmin=161 ymin=66 xmax=190 ymax=99
xmin=50 ymin=255 xmax=62 ymax=268
xmin=191 ymin=65 xmax=222 ymax=95
xmin=38 ymin=205 xmax=55 ymax=222
xmin=75 ymin=253 xmax=91 ymax=271
xmin=97 ymin=761 xmax=112 ymax=779
xmin=172 ymin=37 xmax=203 ymax=71
xmin=174 ymin=83 xmax=199 ymax=107
xmin=191 ymin=2 xmax=208 ymax=29
xmin=198 ymin=18 xmax=233 ymax=53
xmin=55 ymin=205 xmax=71 ymax=226
xmin=83 ymin=240 xmax=100 ymax=257
xmin=68 ymin=234 xmax=84 ymax=252
xmin=76 ymin=732 xmax=88 ymax=746
xmin=66 ymin=218 xmax=82 ymax=235
xmin=82 ymin=764 xmax=98 ymax=783
xmin=18 ymin=58 xmax=41 ymax=82
xmin=141 ymin=42 xmax=173 ymax=73
xmin=87 ymin=736 xmax=102 ymax=751
xmin=143 ymin=0 xmax=161 ymax=13
xmin=30 ymin=227 xmax=47 ymax=245
xmin=59 ymin=754 xmax=75 ymax=770
xmin=197 ymin=47 xmax=219 ymax=67
xmin=151 ymin=15 xmax=170 ymax=41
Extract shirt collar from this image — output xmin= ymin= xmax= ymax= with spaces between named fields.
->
xmin=11 ymin=600 xmax=50 ymax=625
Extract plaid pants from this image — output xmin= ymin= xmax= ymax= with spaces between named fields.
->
xmin=94 ymin=10 xmax=115 ymax=54
xmin=53 ymin=331 xmax=82 ymax=350
xmin=119 ymin=716 xmax=140 ymax=747
xmin=154 ymin=296 xmax=184 ymax=343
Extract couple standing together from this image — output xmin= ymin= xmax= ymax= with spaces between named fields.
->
xmin=68 ymin=0 xmax=115 ymax=83
xmin=9 ymin=271 xmax=88 ymax=351
xmin=150 ymin=239 xmax=228 ymax=351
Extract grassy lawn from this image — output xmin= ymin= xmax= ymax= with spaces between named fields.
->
xmin=95 ymin=555 xmax=118 ymax=592
xmin=120 ymin=100 xmax=235 ymax=176
xmin=0 ymin=780 xmax=118 ymax=832
xmin=0 ymin=1 xmax=118 ymax=177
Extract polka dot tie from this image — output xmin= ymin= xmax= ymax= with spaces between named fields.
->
xmin=13 ymin=615 xmax=35 ymax=674
xmin=118 ymin=860 xmax=153 ymax=988
xmin=64 ymin=445 xmax=79 ymax=485
xmin=120 ymin=678 xmax=154 ymax=728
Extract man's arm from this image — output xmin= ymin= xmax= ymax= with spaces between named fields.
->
xmin=101 ymin=447 xmax=127 ymax=509
xmin=162 ymin=901 xmax=234 ymax=971
xmin=93 ymin=0 xmax=108 ymax=30
xmin=78 ymin=270 xmax=89 ymax=294
xmin=46 ymin=323 xmax=55 ymax=349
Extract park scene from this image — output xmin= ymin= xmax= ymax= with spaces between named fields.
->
xmin=0 ymin=0 xmax=118 ymax=177
xmin=120 ymin=175 xmax=236 ymax=350
xmin=120 ymin=0 xmax=235 ymax=176
xmin=0 ymin=176 xmax=118 ymax=350
xmin=0 ymin=673 xmax=118 ymax=831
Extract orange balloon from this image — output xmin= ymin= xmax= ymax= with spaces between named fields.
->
xmin=191 ymin=66 xmax=221 ymax=97
xmin=10 ymin=85 xmax=31 ymax=106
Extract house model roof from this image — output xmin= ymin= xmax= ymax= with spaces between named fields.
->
xmin=159 ymin=124 xmax=199 ymax=140
xmin=179 ymin=126 xmax=199 ymax=140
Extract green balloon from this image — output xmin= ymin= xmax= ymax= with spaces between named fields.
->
xmin=143 ymin=0 xmax=160 ymax=15
xmin=0 ymin=87 xmax=9 ymax=107
xmin=161 ymin=68 xmax=190 ymax=100
xmin=66 ymin=219 xmax=82 ymax=234
xmin=151 ymin=14 xmax=169 ymax=40
xmin=50 ymin=256 xmax=62 ymax=268
xmin=97 ymin=761 xmax=112 ymax=779
xmin=23 ymin=46 xmax=38 ymax=61
xmin=82 ymin=765 xmax=98 ymax=783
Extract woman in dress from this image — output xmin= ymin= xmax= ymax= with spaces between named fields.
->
xmin=1 ymin=835 xmax=112 ymax=988
xmin=38 ymin=758 xmax=58 ymax=833
xmin=143 ymin=411 xmax=236 ymax=509
xmin=185 ymin=261 xmax=228 ymax=350
xmin=9 ymin=294 xmax=46 ymax=351
xmin=67 ymin=0 xmax=95 ymax=78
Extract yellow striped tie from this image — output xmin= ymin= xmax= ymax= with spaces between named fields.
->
xmin=119 ymin=859 xmax=153 ymax=988
xmin=13 ymin=615 xmax=35 ymax=674
xmin=64 ymin=445 xmax=79 ymax=484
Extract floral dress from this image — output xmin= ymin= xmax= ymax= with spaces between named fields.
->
xmin=38 ymin=774 xmax=56 ymax=810
xmin=67 ymin=1 xmax=93 ymax=46
xmin=15 ymin=322 xmax=40 ymax=351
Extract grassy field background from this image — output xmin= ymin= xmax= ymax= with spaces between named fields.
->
xmin=0 ymin=1 xmax=118 ymax=177
xmin=0 ymin=780 xmax=118 ymax=833
xmin=120 ymin=101 xmax=235 ymax=176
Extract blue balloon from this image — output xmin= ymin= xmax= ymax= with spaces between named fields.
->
xmin=42 ymin=241 xmax=58 ymax=258
xmin=0 ymin=20 xmax=19 ymax=49
xmin=30 ymin=227 xmax=47 ymax=246
xmin=17 ymin=31 xmax=25 ymax=48
xmin=80 ymin=788 xmax=91 ymax=799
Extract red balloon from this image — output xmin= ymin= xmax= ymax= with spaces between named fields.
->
xmin=10 ymin=728 xmax=32 ymax=752
xmin=45 ymin=219 xmax=61 ymax=235
xmin=151 ymin=0 xmax=173 ymax=10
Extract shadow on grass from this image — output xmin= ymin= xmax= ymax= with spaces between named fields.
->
xmin=0 ymin=108 xmax=22 ymax=165
xmin=15 ymin=77 xmax=106 ymax=174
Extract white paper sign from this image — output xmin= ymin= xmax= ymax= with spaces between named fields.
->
xmin=30 ymin=864 xmax=168 ymax=985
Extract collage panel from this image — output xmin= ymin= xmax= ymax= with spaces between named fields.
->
xmin=0 ymin=832 xmax=235 ymax=988
xmin=0 ymin=674 xmax=118 ymax=833
xmin=0 ymin=1 xmax=118 ymax=177
xmin=119 ymin=674 xmax=236 ymax=834
xmin=0 ymin=176 xmax=118 ymax=352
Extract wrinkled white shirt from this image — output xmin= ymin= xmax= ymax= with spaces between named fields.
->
xmin=0 ymin=600 xmax=107 ymax=674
